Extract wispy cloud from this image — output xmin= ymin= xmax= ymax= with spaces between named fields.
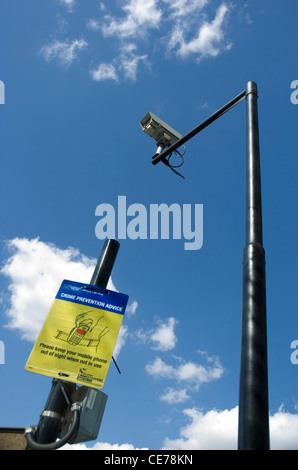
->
xmin=59 ymin=0 xmax=76 ymax=13
xmin=162 ymin=0 xmax=209 ymax=18
xmin=101 ymin=0 xmax=162 ymax=39
xmin=126 ymin=300 xmax=138 ymax=316
xmin=160 ymin=387 xmax=190 ymax=404
xmin=119 ymin=45 xmax=148 ymax=82
xmin=90 ymin=44 xmax=148 ymax=83
xmin=44 ymin=0 xmax=234 ymax=82
xmin=168 ymin=3 xmax=233 ymax=61
xmin=145 ymin=354 xmax=224 ymax=387
xmin=86 ymin=18 xmax=101 ymax=32
xmin=90 ymin=62 xmax=119 ymax=82
xmin=138 ymin=318 xmax=224 ymax=405
xmin=89 ymin=1 xmax=233 ymax=80
xmin=40 ymin=38 xmax=88 ymax=67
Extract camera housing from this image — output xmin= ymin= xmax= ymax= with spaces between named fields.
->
xmin=140 ymin=112 xmax=182 ymax=150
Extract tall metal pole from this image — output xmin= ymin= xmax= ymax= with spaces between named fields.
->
xmin=238 ymin=82 xmax=270 ymax=449
xmin=148 ymin=82 xmax=270 ymax=449
xmin=30 ymin=239 xmax=119 ymax=448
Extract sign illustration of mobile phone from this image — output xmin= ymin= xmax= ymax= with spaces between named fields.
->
xmin=67 ymin=320 xmax=92 ymax=345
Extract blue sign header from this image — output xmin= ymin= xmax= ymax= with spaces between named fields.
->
xmin=56 ymin=279 xmax=129 ymax=315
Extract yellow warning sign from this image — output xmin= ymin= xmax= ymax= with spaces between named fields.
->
xmin=25 ymin=280 xmax=128 ymax=389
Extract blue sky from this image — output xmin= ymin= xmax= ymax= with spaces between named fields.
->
xmin=0 ymin=0 xmax=297 ymax=450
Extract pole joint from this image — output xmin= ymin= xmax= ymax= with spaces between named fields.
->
xmin=246 ymin=81 xmax=258 ymax=98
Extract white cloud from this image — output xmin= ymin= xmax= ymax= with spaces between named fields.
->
xmin=140 ymin=324 xmax=224 ymax=404
xmin=97 ymin=1 xmax=233 ymax=81
xmin=126 ymin=300 xmax=138 ymax=316
xmin=160 ymin=387 xmax=190 ymax=404
xmin=176 ymin=360 xmax=222 ymax=383
xmin=163 ymin=406 xmax=238 ymax=450
xmin=136 ymin=317 xmax=178 ymax=351
xmin=162 ymin=406 xmax=298 ymax=450
xmin=120 ymin=51 xmax=148 ymax=82
xmin=150 ymin=317 xmax=178 ymax=351
xmin=86 ymin=19 xmax=101 ymax=32
xmin=59 ymin=0 xmax=76 ymax=12
xmin=90 ymin=62 xmax=119 ymax=82
xmin=168 ymin=3 xmax=232 ymax=60
xmin=90 ymin=45 xmax=148 ymax=83
xmin=41 ymin=0 xmax=235 ymax=82
xmin=162 ymin=0 xmax=209 ymax=18
xmin=59 ymin=405 xmax=298 ymax=450
xmin=0 ymin=238 xmax=116 ymax=342
xmin=40 ymin=38 xmax=88 ymax=67
xmin=269 ymin=405 xmax=298 ymax=450
xmin=102 ymin=0 xmax=162 ymax=39
xmin=145 ymin=357 xmax=175 ymax=378
xmin=113 ymin=324 xmax=129 ymax=360
xmin=60 ymin=441 xmax=148 ymax=450
xmin=145 ymin=354 xmax=224 ymax=389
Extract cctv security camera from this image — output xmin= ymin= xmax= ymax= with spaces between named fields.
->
xmin=140 ymin=112 xmax=182 ymax=156
xmin=140 ymin=111 xmax=186 ymax=179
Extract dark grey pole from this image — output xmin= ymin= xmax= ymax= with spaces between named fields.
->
xmin=149 ymin=82 xmax=270 ymax=449
xmin=238 ymin=82 xmax=270 ymax=449
xmin=31 ymin=239 xmax=119 ymax=448
xmin=90 ymin=239 xmax=119 ymax=288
